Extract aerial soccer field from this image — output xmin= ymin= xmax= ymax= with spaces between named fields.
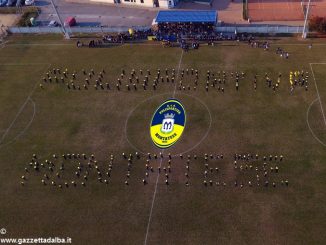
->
xmin=0 ymin=35 xmax=326 ymax=245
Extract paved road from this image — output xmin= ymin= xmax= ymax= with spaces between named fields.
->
xmin=36 ymin=0 xmax=157 ymax=27
xmin=34 ymin=0 xmax=304 ymax=27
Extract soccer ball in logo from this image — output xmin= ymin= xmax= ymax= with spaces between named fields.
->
xmin=161 ymin=113 xmax=175 ymax=133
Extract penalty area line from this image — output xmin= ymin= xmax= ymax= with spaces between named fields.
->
xmin=0 ymin=98 xmax=36 ymax=149
xmin=306 ymin=98 xmax=326 ymax=147
xmin=0 ymin=63 xmax=51 ymax=146
xmin=309 ymin=63 xmax=326 ymax=128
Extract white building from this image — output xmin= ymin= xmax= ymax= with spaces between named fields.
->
xmin=91 ymin=0 xmax=178 ymax=8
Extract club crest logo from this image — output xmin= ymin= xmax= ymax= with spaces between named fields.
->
xmin=161 ymin=113 xmax=175 ymax=133
xmin=150 ymin=99 xmax=186 ymax=149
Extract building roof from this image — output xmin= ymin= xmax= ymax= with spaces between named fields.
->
xmin=155 ymin=10 xmax=217 ymax=24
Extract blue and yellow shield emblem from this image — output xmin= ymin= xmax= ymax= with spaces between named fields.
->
xmin=150 ymin=99 xmax=186 ymax=149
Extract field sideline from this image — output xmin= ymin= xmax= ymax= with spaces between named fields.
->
xmin=0 ymin=35 xmax=326 ymax=245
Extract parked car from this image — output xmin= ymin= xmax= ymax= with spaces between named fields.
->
xmin=24 ymin=0 xmax=34 ymax=5
xmin=0 ymin=0 xmax=8 ymax=6
xmin=48 ymin=20 xmax=59 ymax=27
xmin=6 ymin=0 xmax=17 ymax=6
xmin=16 ymin=0 xmax=24 ymax=6
xmin=64 ymin=17 xmax=76 ymax=27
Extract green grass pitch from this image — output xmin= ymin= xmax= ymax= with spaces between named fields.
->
xmin=0 ymin=35 xmax=326 ymax=244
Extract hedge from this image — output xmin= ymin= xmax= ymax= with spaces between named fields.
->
xmin=18 ymin=7 xmax=39 ymax=27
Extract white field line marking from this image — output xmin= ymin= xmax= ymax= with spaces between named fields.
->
xmin=144 ymin=50 xmax=183 ymax=245
xmin=309 ymin=63 xmax=326 ymax=127
xmin=6 ymin=43 xmax=158 ymax=47
xmin=5 ymin=44 xmax=74 ymax=46
xmin=6 ymin=43 xmax=159 ymax=47
xmin=0 ymin=63 xmax=52 ymax=65
xmin=306 ymin=98 xmax=326 ymax=147
xmin=5 ymin=43 xmax=326 ymax=49
xmin=176 ymin=94 xmax=212 ymax=156
xmin=124 ymin=93 xmax=171 ymax=156
xmin=172 ymin=50 xmax=184 ymax=98
xmin=0 ymin=63 xmax=51 ymax=145
xmin=143 ymin=155 xmax=164 ymax=245
xmin=0 ymin=98 xmax=36 ymax=149
xmin=0 ymin=95 xmax=30 ymax=144
xmin=269 ymin=44 xmax=326 ymax=46
xmin=124 ymin=93 xmax=212 ymax=157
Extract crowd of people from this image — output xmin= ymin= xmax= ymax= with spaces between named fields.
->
xmin=154 ymin=24 xmax=255 ymax=46
xmin=276 ymin=47 xmax=290 ymax=59
xmin=290 ymin=70 xmax=309 ymax=92
xmin=20 ymin=152 xmax=289 ymax=188
xmin=248 ymin=40 xmax=270 ymax=50
xmin=74 ymin=23 xmax=260 ymax=49
xmin=156 ymin=22 xmax=215 ymax=37
xmin=39 ymin=67 xmax=309 ymax=94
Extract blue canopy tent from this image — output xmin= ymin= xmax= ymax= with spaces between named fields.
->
xmin=155 ymin=10 xmax=217 ymax=24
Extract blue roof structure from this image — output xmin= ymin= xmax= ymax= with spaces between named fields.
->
xmin=155 ymin=10 xmax=217 ymax=24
